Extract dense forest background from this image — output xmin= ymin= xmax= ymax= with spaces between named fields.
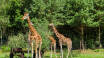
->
xmin=0 ymin=0 xmax=104 ymax=52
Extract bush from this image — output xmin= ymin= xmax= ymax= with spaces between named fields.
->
xmin=8 ymin=33 xmax=28 ymax=48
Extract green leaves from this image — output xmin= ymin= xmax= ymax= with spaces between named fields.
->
xmin=8 ymin=33 xmax=27 ymax=48
xmin=1 ymin=0 xmax=104 ymax=50
xmin=9 ymin=0 xmax=23 ymax=7
xmin=0 ymin=0 xmax=10 ymax=26
xmin=0 ymin=16 xmax=10 ymax=27
xmin=32 ymin=19 xmax=51 ymax=50
xmin=62 ymin=0 xmax=104 ymax=27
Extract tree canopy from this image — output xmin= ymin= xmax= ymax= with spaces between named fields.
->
xmin=0 ymin=0 xmax=104 ymax=51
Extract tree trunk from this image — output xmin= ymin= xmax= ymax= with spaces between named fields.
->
xmin=85 ymin=26 xmax=87 ymax=49
xmin=80 ymin=40 xmax=81 ymax=51
xmin=81 ymin=25 xmax=85 ymax=52
xmin=0 ymin=28 xmax=2 ymax=45
xmin=98 ymin=26 xmax=102 ymax=48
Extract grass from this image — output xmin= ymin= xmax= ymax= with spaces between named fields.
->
xmin=0 ymin=49 xmax=104 ymax=58
xmin=0 ymin=49 xmax=9 ymax=58
xmin=44 ymin=49 xmax=104 ymax=58
xmin=43 ymin=51 xmax=60 ymax=58
xmin=74 ymin=53 xmax=104 ymax=58
xmin=71 ymin=49 xmax=104 ymax=58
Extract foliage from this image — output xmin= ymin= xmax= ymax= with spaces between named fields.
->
xmin=32 ymin=19 xmax=51 ymax=50
xmin=0 ymin=0 xmax=10 ymax=45
xmin=0 ymin=0 xmax=10 ymax=26
xmin=1 ymin=0 xmax=104 ymax=51
xmin=8 ymin=33 xmax=27 ymax=48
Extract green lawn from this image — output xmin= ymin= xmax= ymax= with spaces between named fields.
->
xmin=0 ymin=49 xmax=9 ymax=58
xmin=44 ymin=49 xmax=104 ymax=58
xmin=0 ymin=49 xmax=104 ymax=58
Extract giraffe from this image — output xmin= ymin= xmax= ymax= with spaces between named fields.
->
xmin=22 ymin=12 xmax=42 ymax=58
xmin=47 ymin=35 xmax=57 ymax=58
xmin=49 ymin=23 xmax=72 ymax=58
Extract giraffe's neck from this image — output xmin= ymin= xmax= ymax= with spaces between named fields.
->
xmin=27 ymin=17 xmax=37 ymax=34
xmin=52 ymin=26 xmax=60 ymax=38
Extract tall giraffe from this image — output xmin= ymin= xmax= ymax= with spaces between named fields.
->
xmin=22 ymin=12 xmax=42 ymax=58
xmin=49 ymin=23 xmax=72 ymax=58
xmin=47 ymin=35 xmax=57 ymax=58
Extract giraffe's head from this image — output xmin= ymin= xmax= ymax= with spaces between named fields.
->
xmin=49 ymin=23 xmax=54 ymax=27
xmin=22 ymin=12 xmax=29 ymax=20
xmin=49 ymin=23 xmax=55 ymax=31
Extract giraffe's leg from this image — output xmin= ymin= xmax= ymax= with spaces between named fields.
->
xmin=70 ymin=48 xmax=72 ymax=58
xmin=31 ymin=42 xmax=34 ymax=58
xmin=28 ymin=41 xmax=32 ymax=58
xmin=27 ymin=44 xmax=30 ymax=58
xmin=67 ymin=46 xmax=70 ymax=58
xmin=60 ymin=42 xmax=63 ymax=58
xmin=54 ymin=43 xmax=57 ymax=58
xmin=39 ymin=42 xmax=42 ymax=58
xmin=50 ymin=44 xmax=52 ymax=58
xmin=27 ymin=41 xmax=30 ymax=58
xmin=35 ymin=42 xmax=38 ymax=58
xmin=67 ymin=43 xmax=72 ymax=58
xmin=59 ymin=43 xmax=61 ymax=58
xmin=54 ymin=44 xmax=55 ymax=53
xmin=28 ymin=32 xmax=31 ymax=58
xmin=67 ymin=47 xmax=72 ymax=58
xmin=70 ymin=46 xmax=72 ymax=58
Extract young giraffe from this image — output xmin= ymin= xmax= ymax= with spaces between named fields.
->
xmin=47 ymin=35 xmax=57 ymax=58
xmin=49 ymin=23 xmax=72 ymax=58
xmin=22 ymin=12 xmax=42 ymax=58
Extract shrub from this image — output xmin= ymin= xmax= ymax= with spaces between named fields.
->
xmin=8 ymin=33 xmax=28 ymax=48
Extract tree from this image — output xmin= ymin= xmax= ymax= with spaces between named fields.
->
xmin=93 ymin=0 xmax=104 ymax=48
xmin=62 ymin=0 xmax=101 ymax=50
xmin=0 ymin=0 xmax=10 ymax=45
